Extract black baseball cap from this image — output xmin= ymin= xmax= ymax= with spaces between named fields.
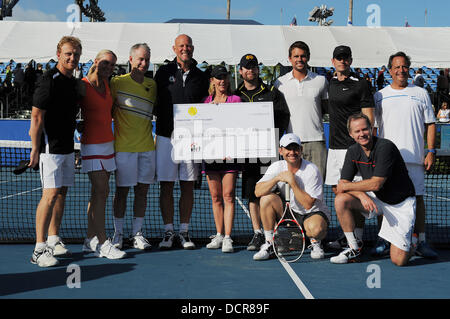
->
xmin=210 ymin=65 xmax=229 ymax=79
xmin=240 ymin=54 xmax=259 ymax=69
xmin=333 ymin=45 xmax=352 ymax=58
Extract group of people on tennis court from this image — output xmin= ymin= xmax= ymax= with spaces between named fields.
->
xmin=28 ymin=33 xmax=438 ymax=268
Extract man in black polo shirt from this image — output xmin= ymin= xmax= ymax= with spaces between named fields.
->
xmin=325 ymin=45 xmax=375 ymax=249
xmin=330 ymin=113 xmax=416 ymax=266
xmin=154 ymin=34 xmax=209 ymax=250
xmin=29 ymin=36 xmax=83 ymax=267
xmin=234 ymin=53 xmax=290 ymax=251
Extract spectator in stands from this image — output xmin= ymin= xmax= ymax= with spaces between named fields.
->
xmin=437 ymin=70 xmax=449 ymax=109
xmin=253 ymin=133 xmax=330 ymax=261
xmin=153 ymin=34 xmax=209 ymax=250
xmin=437 ymin=101 xmax=450 ymax=123
xmin=110 ymin=43 xmax=156 ymax=251
xmin=24 ymin=61 xmax=37 ymax=104
xmin=374 ymin=51 xmax=438 ymax=259
xmin=364 ymin=73 xmax=374 ymax=94
xmin=274 ymin=41 xmax=329 ymax=180
xmin=331 ymin=113 xmax=416 ymax=266
xmin=13 ymin=63 xmax=25 ymax=91
xmin=203 ymin=66 xmax=242 ymax=253
xmin=234 ymin=53 xmax=290 ymax=252
xmin=35 ymin=63 xmax=44 ymax=83
xmin=4 ymin=65 xmax=12 ymax=90
xmin=73 ymin=64 xmax=83 ymax=80
xmin=376 ymin=66 xmax=386 ymax=91
xmin=80 ymin=49 xmax=126 ymax=259
xmin=325 ymin=45 xmax=375 ymax=250
xmin=413 ymin=68 xmax=425 ymax=88
xmin=28 ymin=36 xmax=84 ymax=267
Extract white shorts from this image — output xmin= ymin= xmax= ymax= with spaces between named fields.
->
xmin=39 ymin=153 xmax=75 ymax=189
xmin=80 ymin=141 xmax=116 ymax=173
xmin=325 ymin=149 xmax=361 ymax=185
xmin=405 ymin=163 xmax=424 ymax=196
xmin=155 ymin=135 xmax=199 ymax=182
xmin=115 ymin=151 xmax=156 ymax=186
xmin=364 ymin=192 xmax=416 ymax=252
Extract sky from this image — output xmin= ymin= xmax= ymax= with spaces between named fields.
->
xmin=3 ymin=0 xmax=450 ymax=27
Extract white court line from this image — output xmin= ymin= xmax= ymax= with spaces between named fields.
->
xmin=235 ymin=195 xmax=251 ymax=219
xmin=235 ymin=195 xmax=314 ymax=299
xmin=1 ymin=187 xmax=42 ymax=200
xmin=279 ymin=260 xmax=315 ymax=299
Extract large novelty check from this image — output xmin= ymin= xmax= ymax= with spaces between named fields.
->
xmin=172 ymin=102 xmax=277 ymax=161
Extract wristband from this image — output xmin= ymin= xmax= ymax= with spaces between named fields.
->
xmin=427 ymin=149 xmax=436 ymax=154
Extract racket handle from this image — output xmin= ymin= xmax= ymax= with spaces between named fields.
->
xmin=285 ymin=183 xmax=290 ymax=202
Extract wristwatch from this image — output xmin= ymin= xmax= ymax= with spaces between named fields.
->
xmin=427 ymin=149 xmax=436 ymax=154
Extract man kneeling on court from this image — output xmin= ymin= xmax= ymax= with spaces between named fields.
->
xmin=253 ymin=133 xmax=330 ymax=260
xmin=331 ymin=113 xmax=416 ymax=266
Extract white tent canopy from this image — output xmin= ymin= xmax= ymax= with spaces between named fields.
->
xmin=1 ymin=21 xmax=450 ymax=68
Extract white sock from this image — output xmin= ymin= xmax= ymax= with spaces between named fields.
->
xmin=224 ymin=235 xmax=231 ymax=239
xmin=180 ymin=223 xmax=189 ymax=233
xmin=344 ymin=232 xmax=359 ymax=250
xmin=164 ymin=223 xmax=174 ymax=232
xmin=47 ymin=235 xmax=59 ymax=246
xmin=264 ymin=230 xmax=273 ymax=243
xmin=113 ymin=217 xmax=124 ymax=235
xmin=216 ymin=233 xmax=223 ymax=238
xmin=35 ymin=242 xmax=46 ymax=252
xmin=310 ymin=238 xmax=321 ymax=245
xmin=132 ymin=217 xmax=144 ymax=236
xmin=255 ymin=229 xmax=263 ymax=234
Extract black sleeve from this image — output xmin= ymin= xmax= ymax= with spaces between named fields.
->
xmin=359 ymin=78 xmax=375 ymax=109
xmin=372 ymin=141 xmax=397 ymax=179
xmin=272 ymin=87 xmax=290 ymax=135
xmin=32 ymin=75 xmax=52 ymax=110
xmin=341 ymin=147 xmax=358 ymax=181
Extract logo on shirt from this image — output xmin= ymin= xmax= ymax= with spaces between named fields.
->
xmin=169 ymin=76 xmax=176 ymax=83
xmin=343 ymin=87 xmax=349 ymax=91
xmin=188 ymin=106 xmax=198 ymax=116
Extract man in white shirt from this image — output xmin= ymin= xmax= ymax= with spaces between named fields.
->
xmin=374 ymin=51 xmax=437 ymax=259
xmin=252 ymin=133 xmax=330 ymax=261
xmin=274 ymin=41 xmax=328 ymax=180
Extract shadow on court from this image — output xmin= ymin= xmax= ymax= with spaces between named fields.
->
xmin=0 ymin=262 xmax=137 ymax=297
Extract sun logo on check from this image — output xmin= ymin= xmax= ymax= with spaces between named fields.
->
xmin=188 ymin=107 xmax=197 ymax=116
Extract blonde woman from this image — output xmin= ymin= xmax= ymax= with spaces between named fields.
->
xmin=203 ymin=66 xmax=241 ymax=253
xmin=80 ymin=50 xmax=126 ymax=259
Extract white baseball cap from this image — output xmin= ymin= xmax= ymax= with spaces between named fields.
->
xmin=279 ymin=133 xmax=302 ymax=147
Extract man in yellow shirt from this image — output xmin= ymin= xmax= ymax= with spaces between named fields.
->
xmin=110 ymin=43 xmax=156 ymax=250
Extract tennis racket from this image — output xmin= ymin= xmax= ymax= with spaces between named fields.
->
xmin=272 ymin=183 xmax=305 ymax=262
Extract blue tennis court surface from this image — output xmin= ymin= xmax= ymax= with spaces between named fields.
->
xmin=1 ymin=243 xmax=449 ymax=301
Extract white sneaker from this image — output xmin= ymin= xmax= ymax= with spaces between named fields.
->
xmin=112 ymin=232 xmax=123 ymax=249
xmin=159 ymin=230 xmax=176 ymax=249
xmin=95 ymin=239 xmax=127 ymax=259
xmin=222 ymin=237 xmax=234 ymax=253
xmin=330 ymin=246 xmax=361 ymax=264
xmin=31 ymin=246 xmax=59 ymax=267
xmin=132 ymin=232 xmax=152 ymax=250
xmin=83 ymin=236 xmax=99 ymax=253
xmin=179 ymin=232 xmax=196 ymax=250
xmin=51 ymin=238 xmax=70 ymax=256
xmin=309 ymin=240 xmax=325 ymax=259
xmin=206 ymin=234 xmax=224 ymax=249
xmin=253 ymin=242 xmax=275 ymax=261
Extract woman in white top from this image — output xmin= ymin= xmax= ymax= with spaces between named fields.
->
xmin=437 ymin=101 xmax=450 ymax=123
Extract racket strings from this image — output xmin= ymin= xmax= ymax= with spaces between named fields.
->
xmin=273 ymin=220 xmax=305 ymax=261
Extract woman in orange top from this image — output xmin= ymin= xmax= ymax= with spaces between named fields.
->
xmin=80 ymin=49 xmax=126 ymax=259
